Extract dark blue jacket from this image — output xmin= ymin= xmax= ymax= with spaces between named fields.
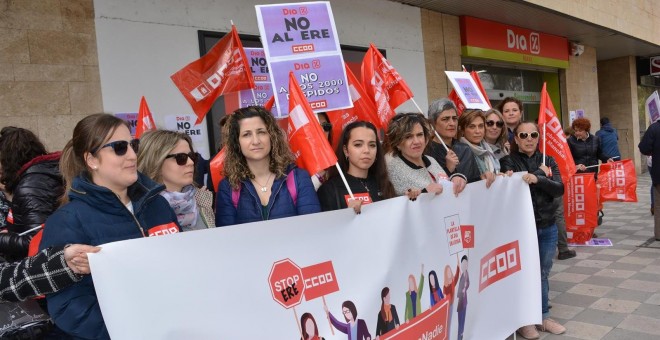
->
xmin=640 ymin=121 xmax=660 ymax=185
xmin=39 ymin=172 xmax=180 ymax=340
xmin=215 ymin=167 xmax=320 ymax=227
xmin=596 ymin=124 xmax=621 ymax=159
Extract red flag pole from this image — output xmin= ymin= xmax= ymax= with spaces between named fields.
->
xmin=543 ymin=123 xmax=547 ymax=166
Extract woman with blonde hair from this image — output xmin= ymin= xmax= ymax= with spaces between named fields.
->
xmin=483 ymin=109 xmax=509 ymax=160
xmin=39 ymin=113 xmax=180 ymax=339
xmin=457 ymin=109 xmax=498 ymax=187
xmin=215 ymin=106 xmax=320 ymax=226
xmin=138 ymin=130 xmax=215 ymax=230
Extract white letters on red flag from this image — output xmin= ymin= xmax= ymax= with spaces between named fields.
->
xmin=538 ymin=83 xmax=576 ymax=182
xmin=287 ymin=72 xmax=338 ymax=176
xmin=565 ymin=173 xmax=599 ymax=243
xmin=170 ymin=25 xmax=255 ymax=124
xmin=326 ymin=63 xmax=380 ymax=149
xmin=135 ymin=96 xmax=156 ymax=138
xmin=597 ymin=160 xmax=638 ymax=203
xmin=361 ymin=43 xmax=414 ymax=128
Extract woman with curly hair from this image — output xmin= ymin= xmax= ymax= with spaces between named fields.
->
xmin=138 ymin=130 xmax=215 ymax=231
xmin=317 ymin=121 xmax=395 ymax=213
xmin=568 ymin=118 xmax=614 ymax=175
xmin=0 ymin=127 xmax=64 ymax=261
xmin=384 ymin=113 xmax=466 ymax=199
xmin=215 ymin=106 xmax=320 ymax=226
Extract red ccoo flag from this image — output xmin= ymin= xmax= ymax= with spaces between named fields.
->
xmin=287 ymin=72 xmax=338 ymax=175
xmin=326 ymin=63 xmax=380 ymax=149
xmin=209 ymin=147 xmax=226 ymax=191
xmin=448 ymin=71 xmax=491 ymax=115
xmin=170 ymin=25 xmax=255 ymax=125
xmin=361 ymin=43 xmax=414 ymax=128
xmin=538 ymin=82 xmax=576 ymax=182
xmin=135 ymin=96 xmax=156 ymax=138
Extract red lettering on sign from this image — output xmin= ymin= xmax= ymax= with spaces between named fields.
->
xmin=292 ymin=44 xmax=315 ymax=53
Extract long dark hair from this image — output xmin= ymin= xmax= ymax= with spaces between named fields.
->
xmin=0 ymin=127 xmax=48 ymax=194
xmin=429 ymin=270 xmax=440 ymax=294
xmin=328 ymin=121 xmax=395 ymax=199
xmin=380 ymin=287 xmax=390 ymax=320
xmin=300 ymin=312 xmax=319 ymax=339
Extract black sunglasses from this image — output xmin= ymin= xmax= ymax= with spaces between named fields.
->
xmin=486 ymin=120 xmax=504 ymax=128
xmin=517 ymin=131 xmax=540 ymax=139
xmin=165 ymin=152 xmax=198 ymax=166
xmin=93 ymin=139 xmax=140 ymax=156
xmin=321 ymin=122 xmax=332 ymax=132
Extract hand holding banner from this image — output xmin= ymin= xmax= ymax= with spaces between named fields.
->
xmin=170 ymin=25 xmax=255 ymax=124
xmin=135 ymin=96 xmax=156 ymax=138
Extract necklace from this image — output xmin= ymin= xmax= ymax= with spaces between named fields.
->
xmin=252 ymin=173 xmax=274 ymax=193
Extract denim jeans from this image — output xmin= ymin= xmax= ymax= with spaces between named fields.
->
xmin=538 ymin=224 xmax=558 ymax=319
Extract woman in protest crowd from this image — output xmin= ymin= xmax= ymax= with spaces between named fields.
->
xmin=457 ymin=109 xmax=498 ymax=187
xmin=39 ymin=113 xmax=181 ymax=340
xmin=497 ymin=97 xmax=523 ymax=142
xmin=500 ymin=121 xmax=566 ymax=339
xmin=0 ymin=244 xmax=99 ymax=303
xmin=404 ymin=264 xmax=424 ymax=322
xmin=375 ymin=287 xmax=400 ymax=337
xmin=215 ymin=106 xmax=320 ymax=227
xmin=483 ymin=109 xmax=509 ymax=160
xmin=325 ymin=300 xmax=371 ymax=340
xmin=317 ymin=121 xmax=395 ymax=213
xmin=300 ymin=312 xmax=325 ymax=340
xmin=428 ymin=269 xmax=444 ymax=306
xmin=138 ymin=130 xmax=215 ymax=231
xmin=568 ymin=117 xmax=614 ymax=175
xmin=425 ymin=98 xmax=481 ymax=183
xmin=0 ymin=127 xmax=64 ymax=261
xmin=311 ymin=112 xmax=333 ymax=190
xmin=385 ymin=113 xmax=467 ymax=199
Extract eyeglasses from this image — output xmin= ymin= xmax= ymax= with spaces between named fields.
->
xmin=93 ymin=139 xmax=140 ymax=156
xmin=165 ymin=152 xmax=198 ymax=166
xmin=486 ymin=120 xmax=504 ymax=128
xmin=517 ymin=131 xmax=540 ymax=139
xmin=321 ymin=122 xmax=332 ymax=132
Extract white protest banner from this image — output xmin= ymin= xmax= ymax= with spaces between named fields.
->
xmin=89 ymin=173 xmax=541 ymax=339
xmin=445 ymin=71 xmax=491 ymax=111
xmin=256 ymin=1 xmax=351 ymax=116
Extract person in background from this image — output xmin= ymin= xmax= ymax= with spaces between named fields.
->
xmin=39 ymin=113 xmax=181 ymax=340
xmin=425 ymin=98 xmax=480 ymax=183
xmin=497 ymin=97 xmax=523 ymax=142
xmin=384 ymin=113 xmax=467 ymax=199
xmin=639 ymin=119 xmax=660 ymax=240
xmin=457 ymin=109 xmax=498 ymax=188
xmin=483 ymin=109 xmax=509 ymax=160
xmin=317 ymin=121 xmax=395 ymax=213
xmin=215 ymin=106 xmax=320 ymax=227
xmin=0 ymin=127 xmax=64 ymax=261
xmin=138 ymin=130 xmax=215 ymax=231
xmin=311 ymin=112 xmax=333 ymax=190
xmin=556 ymin=126 xmax=577 ymax=260
xmin=595 ymin=117 xmax=621 ymax=159
xmin=568 ymin=118 xmax=614 ymax=175
xmin=0 ymin=244 xmax=99 ymax=303
xmin=501 ymin=121 xmax=566 ymax=338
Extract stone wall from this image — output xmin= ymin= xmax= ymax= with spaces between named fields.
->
xmin=559 ymin=45 xmax=600 ymax=125
xmin=420 ymin=9 xmax=461 ymax=104
xmin=0 ymin=0 xmax=101 ymax=150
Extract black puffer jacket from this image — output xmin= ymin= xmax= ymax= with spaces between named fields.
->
xmin=500 ymin=151 xmax=564 ymax=229
xmin=0 ymin=152 xmax=64 ymax=261
xmin=567 ymin=134 xmax=611 ymax=174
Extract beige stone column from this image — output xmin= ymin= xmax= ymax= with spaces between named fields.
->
xmin=559 ymin=45 xmax=600 ymax=126
xmin=420 ymin=9 xmax=461 ymax=106
xmin=597 ymin=56 xmax=641 ymax=173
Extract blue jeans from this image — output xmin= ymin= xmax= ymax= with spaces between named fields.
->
xmin=538 ymin=224 xmax=558 ymax=319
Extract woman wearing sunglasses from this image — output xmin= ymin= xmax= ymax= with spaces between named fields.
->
xmin=500 ymin=122 xmax=566 ymax=339
xmin=39 ymin=113 xmax=181 ymax=340
xmin=457 ymin=109 xmax=499 ymax=188
xmin=138 ymin=130 xmax=215 ymax=231
xmin=425 ymin=98 xmax=481 ymax=183
xmin=384 ymin=113 xmax=466 ymax=199
xmin=317 ymin=121 xmax=395 ymax=213
xmin=483 ymin=109 xmax=510 ymax=160
xmin=215 ymin=106 xmax=320 ymax=227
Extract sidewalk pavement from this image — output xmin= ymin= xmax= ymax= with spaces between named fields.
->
xmin=510 ymin=174 xmax=660 ymax=340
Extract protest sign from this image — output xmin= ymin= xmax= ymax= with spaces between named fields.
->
xmin=445 ymin=71 xmax=490 ymax=111
xmin=237 ymin=48 xmax=280 ymax=116
xmin=164 ymin=114 xmax=204 ymax=142
xmin=646 ymin=90 xmax=660 ymax=123
xmin=115 ymin=113 xmax=137 ymax=137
